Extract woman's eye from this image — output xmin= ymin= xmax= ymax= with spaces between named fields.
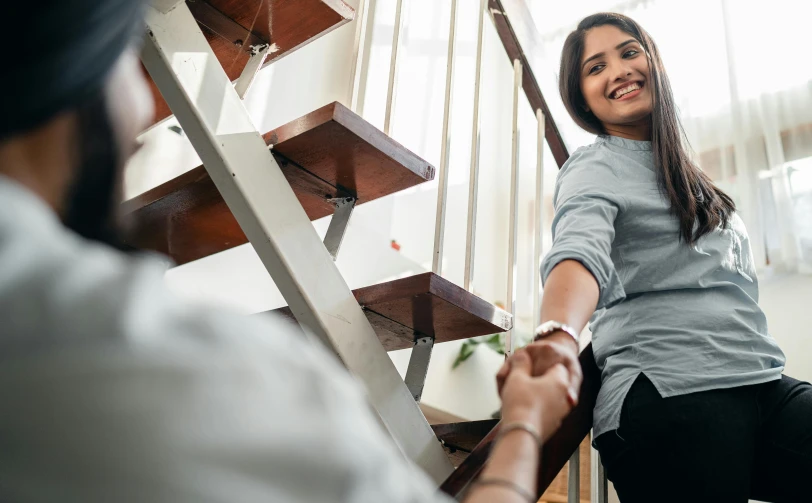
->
xmin=588 ymin=64 xmax=604 ymax=75
xmin=623 ymin=49 xmax=639 ymax=58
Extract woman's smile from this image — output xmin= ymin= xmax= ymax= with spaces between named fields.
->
xmin=608 ymin=80 xmax=644 ymax=101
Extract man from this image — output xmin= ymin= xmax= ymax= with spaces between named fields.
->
xmin=0 ymin=2 xmax=580 ymax=502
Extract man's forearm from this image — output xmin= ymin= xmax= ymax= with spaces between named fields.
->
xmin=463 ymin=428 xmax=539 ymax=503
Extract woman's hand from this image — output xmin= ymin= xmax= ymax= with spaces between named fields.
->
xmin=496 ymin=350 xmax=574 ymax=442
xmin=497 ymin=332 xmax=583 ymax=408
xmin=527 ymin=333 xmax=583 ymax=406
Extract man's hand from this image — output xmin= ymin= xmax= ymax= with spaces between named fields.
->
xmin=497 ymin=331 xmax=582 ymax=407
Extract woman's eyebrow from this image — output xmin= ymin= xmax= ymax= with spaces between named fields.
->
xmin=581 ymin=39 xmax=639 ymax=71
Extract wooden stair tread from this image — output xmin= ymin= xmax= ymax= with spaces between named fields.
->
xmin=431 ymin=417 xmax=593 ymax=501
xmin=122 ymin=102 xmax=434 ymax=265
xmin=264 ymin=102 xmax=435 ymax=201
xmin=148 ymin=0 xmax=354 ymax=124
xmin=271 ymin=272 xmax=513 ymax=352
xmin=432 ymin=419 xmax=498 ymax=467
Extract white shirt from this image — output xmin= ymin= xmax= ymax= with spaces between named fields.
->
xmin=0 ymin=175 xmax=452 ymax=503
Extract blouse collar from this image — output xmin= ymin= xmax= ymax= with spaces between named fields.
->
xmin=598 ymin=134 xmax=652 ymax=151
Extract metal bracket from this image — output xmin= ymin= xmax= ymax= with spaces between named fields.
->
xmin=234 ymin=43 xmax=271 ymax=99
xmin=404 ymin=335 xmax=434 ymax=402
xmin=323 ymin=197 xmax=356 ymax=260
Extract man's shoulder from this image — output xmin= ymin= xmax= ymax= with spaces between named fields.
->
xmin=0 ymin=219 xmax=341 ymax=379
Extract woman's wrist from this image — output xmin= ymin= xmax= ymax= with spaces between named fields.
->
xmin=545 ymin=329 xmax=580 ymax=351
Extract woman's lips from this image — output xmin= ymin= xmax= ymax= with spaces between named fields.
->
xmin=615 ymin=86 xmax=643 ymax=101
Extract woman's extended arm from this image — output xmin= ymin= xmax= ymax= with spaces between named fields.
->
xmin=498 ymin=259 xmax=599 ymax=408
xmin=464 ymin=260 xmax=599 ymax=503
xmin=540 ymin=259 xmax=599 ymax=338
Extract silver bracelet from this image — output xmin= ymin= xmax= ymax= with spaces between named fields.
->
xmin=533 ymin=319 xmax=579 ymax=345
xmin=494 ymin=421 xmax=542 ymax=447
xmin=470 ymin=477 xmax=535 ymax=503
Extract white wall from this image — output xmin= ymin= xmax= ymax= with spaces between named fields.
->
xmin=758 ymin=272 xmax=812 ymax=382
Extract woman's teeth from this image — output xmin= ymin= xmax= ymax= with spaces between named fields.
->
xmin=612 ymin=82 xmax=641 ymax=99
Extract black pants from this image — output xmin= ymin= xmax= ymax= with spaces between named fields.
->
xmin=594 ymin=373 xmax=812 ymax=503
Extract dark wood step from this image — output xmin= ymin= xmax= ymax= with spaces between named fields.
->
xmin=148 ymin=0 xmax=354 ymax=124
xmin=432 ymin=419 xmax=499 ymax=468
xmin=439 ymin=343 xmax=601 ymax=499
xmin=122 ymin=102 xmax=434 ymax=265
xmin=270 ymin=272 xmax=513 ymax=352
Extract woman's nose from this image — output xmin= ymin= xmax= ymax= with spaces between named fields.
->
xmin=611 ymin=61 xmax=634 ymax=81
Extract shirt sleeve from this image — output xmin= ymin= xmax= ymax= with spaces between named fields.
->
xmin=0 ymin=236 xmax=454 ymax=503
xmin=541 ymin=147 xmax=627 ymax=310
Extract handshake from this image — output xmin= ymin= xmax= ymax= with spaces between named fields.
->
xmin=495 ymin=331 xmax=583 ymax=442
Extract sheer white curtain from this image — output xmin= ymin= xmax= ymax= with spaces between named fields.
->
xmin=528 ymin=0 xmax=812 ymax=272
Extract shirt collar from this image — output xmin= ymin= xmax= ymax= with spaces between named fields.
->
xmin=0 ymin=174 xmax=62 ymax=234
xmin=598 ymin=134 xmax=653 ymax=152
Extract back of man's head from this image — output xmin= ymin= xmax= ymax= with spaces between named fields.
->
xmin=0 ymin=0 xmax=151 ymax=247
xmin=1 ymin=0 xmax=146 ymax=141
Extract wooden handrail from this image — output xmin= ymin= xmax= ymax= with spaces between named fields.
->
xmin=440 ymin=344 xmax=601 ymax=498
xmin=536 ymin=344 xmax=601 ymax=494
xmin=489 ymin=0 xmax=570 ymax=168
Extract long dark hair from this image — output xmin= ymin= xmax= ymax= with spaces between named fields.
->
xmin=559 ymin=12 xmax=735 ymax=245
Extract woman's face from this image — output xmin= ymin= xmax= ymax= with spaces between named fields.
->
xmin=579 ymin=25 xmax=653 ymax=139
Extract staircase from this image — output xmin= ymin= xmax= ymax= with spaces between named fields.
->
xmin=123 ymin=101 xmax=436 ymax=264
xmin=146 ymin=0 xmax=355 ymax=124
xmin=135 ymin=0 xmax=603 ymax=500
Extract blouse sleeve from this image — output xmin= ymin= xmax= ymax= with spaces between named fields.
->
xmin=541 ymin=147 xmax=627 ymax=310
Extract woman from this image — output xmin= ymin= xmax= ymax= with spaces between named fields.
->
xmin=528 ymin=12 xmax=812 ymax=503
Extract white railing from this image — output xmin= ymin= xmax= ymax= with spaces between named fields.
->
xmin=346 ymin=0 xmax=606 ymax=500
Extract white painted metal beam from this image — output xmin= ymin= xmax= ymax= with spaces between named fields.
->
xmin=431 ymin=0 xmax=459 ymax=275
xmin=141 ymin=3 xmax=452 ymax=482
xmin=505 ymin=58 xmax=522 ymax=356
xmin=383 ymin=0 xmax=406 ymax=135
xmin=464 ymin=0 xmax=488 ymax=292
xmin=349 ymin=0 xmax=375 ymax=113
xmin=533 ymin=109 xmax=545 ymax=328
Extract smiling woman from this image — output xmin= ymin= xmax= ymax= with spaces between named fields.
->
xmin=558 ymin=13 xmax=735 ymax=246
xmin=578 ymin=36 xmax=651 ymax=136
xmin=528 ymin=10 xmax=812 ymax=503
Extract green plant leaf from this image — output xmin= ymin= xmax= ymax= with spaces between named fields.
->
xmin=451 ymin=328 xmax=542 ymax=369
xmin=452 ymin=339 xmax=479 ymax=369
xmin=483 ymin=333 xmax=506 ymax=355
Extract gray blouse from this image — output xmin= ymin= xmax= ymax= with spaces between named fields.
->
xmin=541 ymin=134 xmax=786 ymax=440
